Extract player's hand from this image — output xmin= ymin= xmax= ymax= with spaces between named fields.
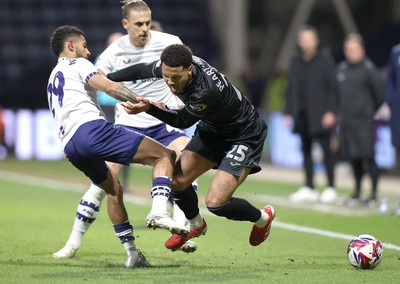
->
xmin=121 ymin=98 xmax=150 ymax=114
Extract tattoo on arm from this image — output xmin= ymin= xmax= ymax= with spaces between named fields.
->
xmin=112 ymin=83 xmax=139 ymax=103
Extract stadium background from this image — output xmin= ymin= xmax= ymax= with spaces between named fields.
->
xmin=0 ymin=0 xmax=400 ymax=172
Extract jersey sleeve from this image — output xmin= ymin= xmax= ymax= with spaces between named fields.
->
xmin=366 ymin=62 xmax=385 ymax=111
xmin=146 ymin=104 xmax=199 ymax=128
xmin=95 ymin=47 xmax=115 ymax=74
xmin=146 ymin=89 xmax=216 ymax=128
xmin=107 ymin=60 xmax=162 ymax=82
xmin=77 ymin=58 xmax=100 ymax=83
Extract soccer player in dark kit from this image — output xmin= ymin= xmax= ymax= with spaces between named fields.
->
xmin=108 ymin=43 xmax=275 ymax=250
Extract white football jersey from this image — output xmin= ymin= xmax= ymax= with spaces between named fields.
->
xmin=96 ymin=30 xmax=182 ymax=128
xmin=47 ymin=57 xmax=105 ymax=148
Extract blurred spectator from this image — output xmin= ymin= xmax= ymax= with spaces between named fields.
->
xmin=150 ymin=20 xmax=163 ymax=32
xmin=96 ymin=32 xmax=124 ymax=122
xmin=240 ymin=65 xmax=267 ymax=110
xmin=385 ymin=43 xmax=400 ymax=158
xmin=336 ymin=34 xmax=384 ymax=206
xmin=385 ymin=42 xmax=400 ymax=216
xmin=284 ymin=25 xmax=338 ymax=204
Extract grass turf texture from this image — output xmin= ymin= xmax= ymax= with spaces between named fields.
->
xmin=0 ymin=159 xmax=399 ymax=283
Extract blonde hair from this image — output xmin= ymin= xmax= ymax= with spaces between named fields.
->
xmin=121 ymin=0 xmax=150 ymax=19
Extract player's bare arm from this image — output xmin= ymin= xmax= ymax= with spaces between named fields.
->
xmin=88 ymin=74 xmax=139 ymax=103
xmin=121 ymin=99 xmax=170 ymax=114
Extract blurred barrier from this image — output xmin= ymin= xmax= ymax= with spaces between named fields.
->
xmin=2 ymin=109 xmax=63 ymax=160
xmin=267 ymin=112 xmax=303 ymax=168
xmin=1 ymin=109 xmax=396 ymax=170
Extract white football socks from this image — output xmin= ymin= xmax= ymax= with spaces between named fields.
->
xmin=65 ymin=184 xmax=106 ymax=248
xmin=150 ymin=194 xmax=169 ymax=215
xmin=255 ymin=209 xmax=269 ymax=228
xmin=172 ymin=203 xmax=188 ymax=227
xmin=149 ymin=176 xmax=171 ymax=215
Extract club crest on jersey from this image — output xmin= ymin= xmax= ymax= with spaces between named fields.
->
xmin=191 ymin=103 xmax=208 ymax=111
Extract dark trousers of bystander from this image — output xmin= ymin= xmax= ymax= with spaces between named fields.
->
xmin=296 ymin=112 xmax=336 ymax=189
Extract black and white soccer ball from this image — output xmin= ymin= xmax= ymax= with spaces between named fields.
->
xmin=347 ymin=234 xmax=383 ymax=269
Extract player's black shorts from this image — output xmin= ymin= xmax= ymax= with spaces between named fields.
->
xmin=184 ymin=116 xmax=267 ymax=176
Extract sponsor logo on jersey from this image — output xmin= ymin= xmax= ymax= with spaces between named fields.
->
xmin=191 ymin=103 xmax=207 ymax=111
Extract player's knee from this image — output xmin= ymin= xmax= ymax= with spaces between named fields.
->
xmin=105 ymin=182 xmax=124 ymax=198
xmin=149 ymin=148 xmax=175 ymax=167
xmin=205 ymin=194 xmax=229 ymax=208
xmin=162 ymin=148 xmax=176 ymax=163
xmin=106 ymin=162 xmax=124 ymax=175
xmin=171 ymin=179 xmax=190 ymax=191
xmin=172 ymin=173 xmax=191 ymax=191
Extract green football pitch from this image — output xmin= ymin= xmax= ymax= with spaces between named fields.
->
xmin=0 ymin=159 xmax=399 ymax=283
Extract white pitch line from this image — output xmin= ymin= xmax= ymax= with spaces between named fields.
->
xmin=271 ymin=221 xmax=400 ymax=251
xmin=1 ymin=169 xmax=399 ymax=251
xmin=0 ymin=170 xmax=149 ymax=205
xmin=0 ymin=169 xmax=86 ymax=193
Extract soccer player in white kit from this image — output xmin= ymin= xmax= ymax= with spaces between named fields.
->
xmin=47 ymin=25 xmax=191 ymax=267
xmin=52 ymin=0 xmax=197 ymax=259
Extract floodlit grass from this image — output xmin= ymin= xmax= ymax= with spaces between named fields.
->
xmin=0 ymin=158 xmax=399 ymax=283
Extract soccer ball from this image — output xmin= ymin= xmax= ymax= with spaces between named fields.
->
xmin=347 ymin=234 xmax=383 ymax=269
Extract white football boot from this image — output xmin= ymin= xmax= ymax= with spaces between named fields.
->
xmin=125 ymin=250 xmax=151 ymax=268
xmin=146 ymin=213 xmax=189 ymax=236
xmin=52 ymin=244 xmax=79 ymax=259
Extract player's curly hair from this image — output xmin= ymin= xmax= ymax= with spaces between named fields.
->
xmin=161 ymin=44 xmax=193 ymax=69
xmin=121 ymin=0 xmax=150 ymax=19
xmin=50 ymin=25 xmax=84 ymax=56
